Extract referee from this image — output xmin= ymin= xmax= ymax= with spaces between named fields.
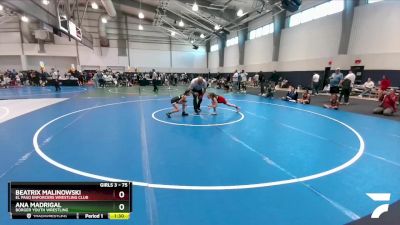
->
xmin=152 ymin=69 xmax=158 ymax=93
xmin=189 ymin=76 xmax=207 ymax=114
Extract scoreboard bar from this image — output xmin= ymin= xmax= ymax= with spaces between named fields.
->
xmin=9 ymin=182 xmax=132 ymax=220
xmin=11 ymin=212 xmax=130 ymax=219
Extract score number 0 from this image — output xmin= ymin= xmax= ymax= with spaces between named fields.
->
xmin=118 ymin=191 xmax=125 ymax=211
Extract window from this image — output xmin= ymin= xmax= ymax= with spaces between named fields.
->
xmin=269 ymin=23 xmax=274 ymax=33
xmin=289 ymin=13 xmax=301 ymax=27
xmin=289 ymin=0 xmax=345 ymax=27
xmin=368 ymin=0 xmax=384 ymax=3
xmin=313 ymin=2 xmax=331 ymax=19
xmin=262 ymin=23 xmax=274 ymax=36
xmin=226 ymin=36 xmax=238 ymax=47
xmin=249 ymin=22 xmax=274 ymax=40
xmin=255 ymin=27 xmax=263 ymax=38
xmin=210 ymin=44 xmax=219 ymax=52
xmin=328 ymin=0 xmax=345 ymax=15
xmin=249 ymin=30 xmax=256 ymax=40
xmin=300 ymin=7 xmax=315 ymax=24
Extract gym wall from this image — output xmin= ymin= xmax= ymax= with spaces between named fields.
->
xmin=213 ymin=1 xmax=400 ymax=86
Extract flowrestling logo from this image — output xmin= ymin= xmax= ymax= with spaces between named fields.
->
xmin=366 ymin=193 xmax=391 ymax=219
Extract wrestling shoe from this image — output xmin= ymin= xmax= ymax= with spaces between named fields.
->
xmin=166 ymin=112 xmax=171 ymax=118
xmin=182 ymin=112 xmax=189 ymax=116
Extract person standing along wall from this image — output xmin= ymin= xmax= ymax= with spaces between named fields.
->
xmin=253 ymin=72 xmax=259 ymax=87
xmin=232 ymin=70 xmax=239 ymax=92
xmin=377 ymin=75 xmax=391 ymax=100
xmin=339 ymin=70 xmax=355 ymax=105
xmin=152 ymin=69 xmax=158 ymax=93
xmin=312 ymin=73 xmax=320 ymax=95
xmin=240 ymin=70 xmax=247 ymax=93
xmin=329 ymin=68 xmax=343 ymax=96
xmin=259 ymin=71 xmax=266 ymax=95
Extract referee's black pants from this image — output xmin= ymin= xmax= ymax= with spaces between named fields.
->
xmin=192 ymin=89 xmax=203 ymax=111
xmin=153 ymin=79 xmax=158 ymax=92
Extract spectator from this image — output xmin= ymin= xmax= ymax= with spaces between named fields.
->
xmin=329 ymin=68 xmax=343 ymax=95
xmin=339 ymin=70 xmax=355 ymax=105
xmin=33 ymin=72 xmax=40 ymax=86
xmin=237 ymin=70 xmax=243 ymax=91
xmin=10 ymin=69 xmax=17 ymax=85
xmin=15 ymin=73 xmax=21 ymax=86
xmin=264 ymin=81 xmax=275 ymax=98
xmin=270 ymin=70 xmax=279 ymax=84
xmin=0 ymin=73 xmax=10 ymax=88
xmin=54 ymin=78 xmax=61 ymax=92
xmin=51 ymin=69 xmax=59 ymax=80
xmin=98 ymin=72 xmax=105 ymax=88
xmin=78 ymin=71 xmax=84 ymax=86
xmin=92 ymin=72 xmax=98 ymax=87
xmin=173 ymin=73 xmax=178 ymax=86
xmin=164 ymin=73 xmax=170 ymax=88
xmin=183 ymin=73 xmax=188 ymax=84
xmin=373 ymin=89 xmax=398 ymax=116
xmin=358 ymin=78 xmax=375 ymax=97
xmin=377 ymin=75 xmax=391 ymax=100
xmin=259 ymin=71 xmax=266 ymax=95
xmin=226 ymin=73 xmax=231 ymax=83
xmin=232 ymin=70 xmax=239 ymax=91
xmin=282 ymin=86 xmax=298 ymax=102
xmin=240 ymin=69 xmax=247 ymax=93
xmin=152 ymin=69 xmax=158 ymax=93
xmin=311 ymin=72 xmax=320 ymax=95
xmin=26 ymin=72 xmax=32 ymax=85
xmin=324 ymin=94 xmax=339 ymax=110
xmin=253 ymin=72 xmax=259 ymax=87
xmin=298 ymin=89 xmax=311 ymax=104
xmin=281 ymin=79 xmax=289 ymax=88
xmin=50 ymin=68 xmax=55 ymax=77
xmin=18 ymin=72 xmax=25 ymax=85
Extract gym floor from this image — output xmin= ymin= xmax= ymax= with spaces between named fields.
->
xmin=0 ymin=86 xmax=399 ymax=225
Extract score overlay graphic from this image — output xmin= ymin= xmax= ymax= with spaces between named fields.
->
xmin=8 ymin=182 xmax=132 ymax=220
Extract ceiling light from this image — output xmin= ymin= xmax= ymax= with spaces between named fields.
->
xmin=191 ymin=40 xmax=195 ymax=44
xmin=200 ymin=33 xmax=205 ymax=39
xmin=91 ymin=2 xmax=98 ymax=9
xmin=42 ymin=0 xmax=50 ymax=5
xmin=21 ymin=16 xmax=29 ymax=23
xmin=192 ymin=2 xmax=199 ymax=11
xmin=171 ymin=31 xmax=176 ymax=36
xmin=179 ymin=20 xmax=184 ymax=27
xmin=101 ymin=17 xmax=107 ymax=23
xmin=0 ymin=4 xmax=3 ymax=11
xmin=237 ymin=9 xmax=244 ymax=17
xmin=214 ymin=24 xmax=220 ymax=30
xmin=138 ymin=11 xmax=144 ymax=19
xmin=138 ymin=24 xmax=143 ymax=30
